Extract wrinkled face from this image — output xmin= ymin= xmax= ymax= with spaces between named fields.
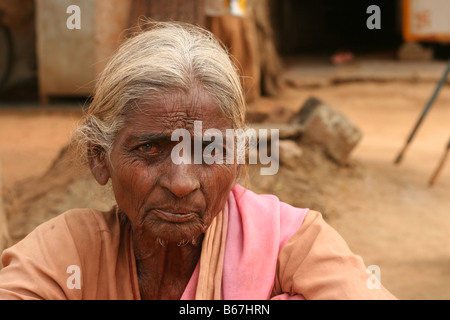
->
xmin=105 ymin=87 xmax=239 ymax=244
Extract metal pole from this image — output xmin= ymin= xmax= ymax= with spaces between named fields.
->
xmin=428 ymin=136 xmax=450 ymax=186
xmin=394 ymin=59 xmax=450 ymax=165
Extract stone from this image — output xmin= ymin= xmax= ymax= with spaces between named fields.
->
xmin=290 ymin=96 xmax=362 ymax=165
xmin=278 ymin=139 xmax=303 ymax=169
xmin=249 ymin=123 xmax=303 ymax=141
xmin=397 ymin=42 xmax=434 ymax=61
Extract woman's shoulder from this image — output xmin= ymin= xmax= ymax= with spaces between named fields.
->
xmin=56 ymin=206 xmax=122 ymax=237
xmin=2 ymin=206 xmax=122 ymax=264
xmin=231 ymin=184 xmax=310 ymax=248
xmin=232 ymin=184 xmax=309 ymax=224
xmin=0 ymin=206 xmax=124 ymax=299
xmin=21 ymin=206 xmax=122 ymax=247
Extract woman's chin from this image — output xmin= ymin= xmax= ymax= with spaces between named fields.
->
xmin=137 ymin=219 xmax=207 ymax=247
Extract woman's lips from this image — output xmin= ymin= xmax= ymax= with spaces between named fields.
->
xmin=152 ymin=209 xmax=197 ymax=223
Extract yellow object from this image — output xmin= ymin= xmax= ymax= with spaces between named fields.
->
xmin=205 ymin=0 xmax=246 ymax=16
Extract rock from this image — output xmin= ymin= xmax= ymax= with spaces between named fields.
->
xmin=290 ymin=96 xmax=362 ymax=165
xmin=267 ymin=105 xmax=295 ymax=123
xmin=246 ymin=110 xmax=269 ymax=123
xmin=397 ymin=42 xmax=434 ymax=61
xmin=249 ymin=123 xmax=303 ymax=141
xmin=278 ymin=140 xmax=303 ymax=169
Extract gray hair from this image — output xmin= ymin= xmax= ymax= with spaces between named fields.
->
xmin=73 ymin=21 xmax=247 ymax=164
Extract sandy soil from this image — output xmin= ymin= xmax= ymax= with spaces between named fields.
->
xmin=258 ymin=81 xmax=450 ymax=300
xmin=0 ymin=80 xmax=449 ymax=300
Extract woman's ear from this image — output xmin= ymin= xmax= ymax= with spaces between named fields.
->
xmin=87 ymin=143 xmax=110 ymax=185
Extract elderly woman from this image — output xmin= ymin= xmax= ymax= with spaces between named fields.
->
xmin=0 ymin=22 xmax=395 ymax=300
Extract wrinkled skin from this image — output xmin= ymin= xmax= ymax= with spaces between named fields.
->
xmin=89 ymin=86 xmax=239 ymax=299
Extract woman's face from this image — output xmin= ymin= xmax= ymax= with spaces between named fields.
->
xmin=104 ymin=87 xmax=238 ymax=244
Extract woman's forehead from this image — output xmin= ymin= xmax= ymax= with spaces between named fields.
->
xmin=121 ymin=89 xmax=232 ymax=135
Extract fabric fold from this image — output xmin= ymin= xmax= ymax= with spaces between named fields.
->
xmin=194 ymin=201 xmax=229 ymax=300
xmin=183 ymin=184 xmax=307 ymax=300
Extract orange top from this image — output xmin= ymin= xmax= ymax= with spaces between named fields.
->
xmin=0 ymin=201 xmax=396 ymax=300
xmin=0 ymin=207 xmax=138 ymax=299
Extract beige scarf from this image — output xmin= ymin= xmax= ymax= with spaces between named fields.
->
xmin=194 ymin=202 xmax=229 ymax=300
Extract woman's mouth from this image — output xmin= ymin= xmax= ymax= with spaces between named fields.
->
xmin=152 ymin=209 xmax=198 ymax=223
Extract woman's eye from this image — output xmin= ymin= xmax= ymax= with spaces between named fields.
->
xmin=137 ymin=143 xmax=158 ymax=153
xmin=202 ymin=144 xmax=226 ymax=162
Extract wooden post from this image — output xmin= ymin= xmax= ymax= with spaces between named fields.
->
xmin=206 ymin=13 xmax=261 ymax=103
xmin=95 ymin=0 xmax=133 ymax=76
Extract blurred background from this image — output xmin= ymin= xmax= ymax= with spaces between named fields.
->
xmin=0 ymin=0 xmax=449 ymax=299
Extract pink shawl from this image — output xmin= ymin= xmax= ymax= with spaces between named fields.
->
xmin=181 ymin=184 xmax=308 ymax=300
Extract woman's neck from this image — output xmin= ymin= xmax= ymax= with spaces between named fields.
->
xmin=132 ymin=231 xmax=204 ymax=300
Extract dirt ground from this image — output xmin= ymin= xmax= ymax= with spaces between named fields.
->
xmin=253 ymin=80 xmax=450 ymax=300
xmin=0 ymin=77 xmax=449 ymax=300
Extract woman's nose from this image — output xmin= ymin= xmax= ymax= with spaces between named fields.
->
xmin=159 ymin=163 xmax=200 ymax=198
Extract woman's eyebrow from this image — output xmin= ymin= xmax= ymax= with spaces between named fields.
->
xmin=128 ymin=133 xmax=173 ymax=143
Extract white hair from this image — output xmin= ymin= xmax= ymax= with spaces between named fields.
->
xmin=73 ymin=21 xmax=247 ymax=165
